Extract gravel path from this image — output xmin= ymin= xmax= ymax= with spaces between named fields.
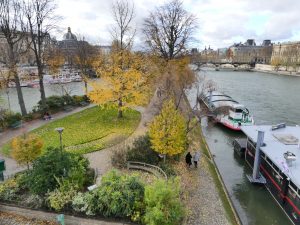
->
xmin=0 ymin=211 xmax=57 ymax=225
xmin=185 ymin=160 xmax=231 ymax=225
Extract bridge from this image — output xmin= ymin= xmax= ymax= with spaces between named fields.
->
xmin=193 ymin=61 xmax=256 ymax=71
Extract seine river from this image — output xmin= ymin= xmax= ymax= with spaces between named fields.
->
xmin=0 ymin=82 xmax=85 ymax=113
xmin=187 ymin=68 xmax=300 ymax=225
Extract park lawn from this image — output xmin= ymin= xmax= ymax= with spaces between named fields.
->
xmin=1 ymin=106 xmax=141 ymax=155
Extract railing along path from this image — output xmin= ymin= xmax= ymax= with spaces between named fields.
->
xmin=127 ymin=161 xmax=167 ymax=180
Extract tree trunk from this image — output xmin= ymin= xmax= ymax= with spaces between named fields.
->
xmin=13 ymin=71 xmax=27 ymax=116
xmin=5 ymin=89 xmax=11 ymax=111
xmin=118 ymin=98 xmax=123 ymax=118
xmin=84 ymin=80 xmax=88 ymax=95
xmin=38 ymin=66 xmax=46 ymax=109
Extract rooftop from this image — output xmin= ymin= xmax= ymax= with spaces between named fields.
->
xmin=241 ymin=125 xmax=300 ymax=188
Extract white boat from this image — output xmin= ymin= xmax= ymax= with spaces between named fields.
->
xmin=70 ymin=74 xmax=82 ymax=82
xmin=198 ymin=91 xmax=254 ymax=131
xmin=49 ymin=76 xmax=72 ymax=84
xmin=27 ymin=80 xmax=40 ymax=88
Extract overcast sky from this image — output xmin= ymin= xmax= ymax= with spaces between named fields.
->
xmin=56 ymin=0 xmax=300 ymax=50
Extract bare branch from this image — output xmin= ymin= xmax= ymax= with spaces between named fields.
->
xmin=143 ymin=0 xmax=197 ymax=60
xmin=22 ymin=0 xmax=60 ymax=106
xmin=110 ymin=0 xmax=135 ymax=50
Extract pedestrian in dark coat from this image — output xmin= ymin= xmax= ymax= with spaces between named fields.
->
xmin=185 ymin=152 xmax=192 ymax=167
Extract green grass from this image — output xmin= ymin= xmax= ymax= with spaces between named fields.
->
xmin=1 ymin=106 xmax=141 ymax=155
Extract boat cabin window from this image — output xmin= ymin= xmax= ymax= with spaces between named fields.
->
xmin=234 ymin=108 xmax=243 ymax=113
xmin=248 ymin=139 xmax=255 ymax=147
xmin=290 ymin=181 xmax=299 ymax=194
xmin=266 ymin=157 xmax=273 ymax=166
xmin=288 ymin=188 xmax=297 ymax=199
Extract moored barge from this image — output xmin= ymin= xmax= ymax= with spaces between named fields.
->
xmin=241 ymin=124 xmax=300 ymax=225
xmin=198 ymin=91 xmax=254 ymax=131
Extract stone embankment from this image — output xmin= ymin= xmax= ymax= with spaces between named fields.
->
xmin=254 ymin=63 xmax=300 ymax=76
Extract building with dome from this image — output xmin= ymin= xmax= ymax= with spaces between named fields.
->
xmin=58 ymin=27 xmax=81 ymax=65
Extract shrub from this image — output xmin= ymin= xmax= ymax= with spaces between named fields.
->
xmin=111 ymin=148 xmax=127 ymax=168
xmin=158 ymin=162 xmax=176 ymax=177
xmin=0 ymin=177 xmax=20 ymax=201
xmin=36 ymin=95 xmax=74 ymax=112
xmin=34 ymin=95 xmax=89 ymax=113
xmin=23 ymin=194 xmax=44 ymax=209
xmin=112 ymin=135 xmax=160 ymax=169
xmin=127 ymin=135 xmax=160 ymax=165
xmin=22 ymin=113 xmax=34 ymax=122
xmin=72 ymin=192 xmax=95 ymax=216
xmin=72 ymin=95 xmax=89 ymax=105
xmin=25 ymin=147 xmax=90 ymax=196
xmin=47 ymin=179 xmax=79 ymax=211
xmin=143 ymin=178 xmax=185 ymax=225
xmin=95 ymin=170 xmax=145 ymax=219
xmin=0 ymin=110 xmax=22 ymax=129
xmin=73 ymin=170 xmax=145 ymax=221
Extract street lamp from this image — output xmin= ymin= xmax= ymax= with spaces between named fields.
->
xmin=55 ymin=127 xmax=64 ymax=152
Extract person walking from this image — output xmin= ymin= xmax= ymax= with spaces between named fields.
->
xmin=185 ymin=152 xmax=192 ymax=168
xmin=193 ymin=151 xmax=201 ymax=168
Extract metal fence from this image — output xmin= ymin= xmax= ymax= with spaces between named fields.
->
xmin=127 ymin=161 xmax=167 ymax=180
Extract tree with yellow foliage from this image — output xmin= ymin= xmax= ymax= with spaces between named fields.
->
xmin=45 ymin=46 xmax=65 ymax=75
xmin=149 ymin=99 xmax=187 ymax=161
xmin=11 ymin=134 xmax=43 ymax=170
xmin=271 ymin=56 xmax=282 ymax=72
xmin=88 ymin=50 xmax=152 ymax=118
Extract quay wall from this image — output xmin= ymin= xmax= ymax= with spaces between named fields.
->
xmin=254 ymin=64 xmax=300 ymax=76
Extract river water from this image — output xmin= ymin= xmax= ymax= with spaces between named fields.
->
xmin=0 ymin=82 xmax=85 ymax=113
xmin=187 ymin=68 xmax=300 ymax=225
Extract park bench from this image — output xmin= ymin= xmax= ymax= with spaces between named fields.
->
xmin=63 ymin=105 xmax=74 ymax=112
xmin=10 ymin=121 xmax=22 ymax=129
xmin=79 ymin=101 xmax=89 ymax=107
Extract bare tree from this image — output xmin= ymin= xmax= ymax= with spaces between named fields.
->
xmin=0 ymin=0 xmax=28 ymax=115
xmin=74 ymin=35 xmax=97 ymax=94
xmin=143 ymin=0 xmax=197 ymax=60
xmin=22 ymin=0 xmax=59 ymax=108
xmin=110 ymin=0 xmax=135 ymax=51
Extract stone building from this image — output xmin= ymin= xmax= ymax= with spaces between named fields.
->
xmin=229 ymin=39 xmax=272 ymax=64
xmin=58 ymin=27 xmax=80 ymax=65
xmin=271 ymin=42 xmax=300 ymax=67
xmin=0 ymin=32 xmax=36 ymax=66
xmin=200 ymin=46 xmax=218 ymax=62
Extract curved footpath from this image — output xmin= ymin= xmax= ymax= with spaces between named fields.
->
xmin=0 ymin=104 xmax=95 ymax=177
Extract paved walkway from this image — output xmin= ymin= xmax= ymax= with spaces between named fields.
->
xmin=0 ymin=104 xmax=95 ymax=177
